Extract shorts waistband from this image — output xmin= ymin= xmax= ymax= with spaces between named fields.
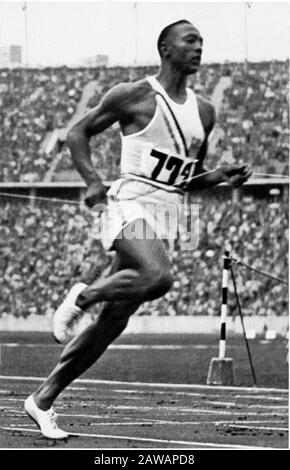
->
xmin=120 ymin=173 xmax=185 ymax=195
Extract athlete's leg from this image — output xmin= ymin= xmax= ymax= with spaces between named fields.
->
xmin=80 ymin=251 xmax=115 ymax=285
xmin=53 ymin=220 xmax=173 ymax=343
xmin=75 ymin=219 xmax=173 ymax=308
xmin=33 ymin=221 xmax=173 ymax=411
xmin=34 ymin=298 xmax=140 ymax=411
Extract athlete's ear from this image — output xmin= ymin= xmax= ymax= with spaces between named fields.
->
xmin=160 ymin=41 xmax=170 ymax=59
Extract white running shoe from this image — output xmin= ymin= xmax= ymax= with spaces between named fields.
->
xmin=24 ymin=394 xmax=68 ymax=440
xmin=52 ymin=282 xmax=88 ymax=344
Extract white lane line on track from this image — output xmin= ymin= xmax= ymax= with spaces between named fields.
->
xmin=0 ymin=343 xmax=215 ymax=350
xmin=1 ymin=343 xmax=252 ymax=351
xmin=2 ymin=403 xmax=287 ymax=428
xmin=203 ymin=401 xmax=288 ymax=409
xmin=214 ymin=420 xmax=288 ymax=425
xmin=1 ymin=400 xmax=281 ymax=426
xmin=0 ymin=397 xmax=273 ymax=410
xmin=56 ymin=416 xmax=289 ymax=427
xmin=249 ymin=405 xmax=288 ymax=409
xmin=114 ymin=389 xmax=205 ymax=397
xmin=0 ymin=397 xmax=288 ymax=416
xmin=0 ymin=426 xmax=276 ymax=449
xmin=234 ymin=395 xmax=287 ymax=402
xmin=2 ymin=401 xmax=286 ymax=427
xmin=1 ymin=405 xmax=287 ymax=427
xmin=4 ymin=385 xmax=285 ymax=404
xmin=223 ymin=424 xmax=288 ymax=432
xmin=0 ymin=375 xmax=287 ymax=394
xmin=105 ymin=405 xmax=287 ymax=417
xmin=114 ymin=389 xmax=288 ymax=402
xmin=54 ymin=421 xmax=290 ymax=431
xmin=2 ymin=342 xmax=283 ymax=351
xmin=0 ymin=398 xmax=287 ymax=417
xmin=0 ymin=398 xmax=25 ymax=402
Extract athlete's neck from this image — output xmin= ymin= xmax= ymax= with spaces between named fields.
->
xmin=155 ymin=65 xmax=188 ymax=104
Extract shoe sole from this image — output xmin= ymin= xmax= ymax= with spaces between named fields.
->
xmin=52 ymin=332 xmax=63 ymax=344
xmin=52 ymin=331 xmax=72 ymax=345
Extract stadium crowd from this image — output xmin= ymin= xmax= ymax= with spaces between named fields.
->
xmin=0 ymin=66 xmax=174 ymax=181
xmin=215 ymin=61 xmax=289 ymax=175
xmin=0 ymin=67 xmax=83 ymax=181
xmin=1 ymin=61 xmax=288 ymax=182
xmin=0 ymin=193 xmax=288 ymax=318
xmin=0 ymin=61 xmax=288 ymax=320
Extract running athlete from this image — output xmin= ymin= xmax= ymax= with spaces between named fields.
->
xmin=24 ymin=20 xmax=251 ymax=439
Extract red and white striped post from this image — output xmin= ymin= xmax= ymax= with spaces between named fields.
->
xmin=219 ymin=251 xmax=231 ymax=359
xmin=207 ymin=250 xmax=234 ymax=385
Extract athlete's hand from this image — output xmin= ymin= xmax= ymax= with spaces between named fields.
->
xmin=217 ymin=164 xmax=252 ymax=188
xmin=84 ymin=180 xmax=107 ymax=208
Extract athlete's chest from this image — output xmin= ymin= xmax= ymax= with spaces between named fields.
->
xmin=121 ymin=92 xmax=205 ymax=189
xmin=121 ymin=90 xmax=205 ymax=144
xmin=120 ymin=92 xmax=158 ymax=136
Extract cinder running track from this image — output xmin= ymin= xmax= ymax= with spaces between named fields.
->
xmin=0 ymin=332 xmax=288 ymax=449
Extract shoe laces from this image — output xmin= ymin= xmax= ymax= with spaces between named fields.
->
xmin=47 ymin=408 xmax=58 ymax=429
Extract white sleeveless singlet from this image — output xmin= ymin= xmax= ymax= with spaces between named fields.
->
xmin=101 ymin=77 xmax=206 ymax=250
xmin=119 ymin=75 xmax=205 ymax=192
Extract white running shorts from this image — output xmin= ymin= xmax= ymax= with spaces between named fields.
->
xmin=94 ymin=178 xmax=185 ymax=251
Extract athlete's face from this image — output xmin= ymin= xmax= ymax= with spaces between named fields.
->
xmin=164 ymin=23 xmax=203 ymax=74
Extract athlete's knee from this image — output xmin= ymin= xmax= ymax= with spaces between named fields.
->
xmin=144 ymin=268 xmax=174 ymax=300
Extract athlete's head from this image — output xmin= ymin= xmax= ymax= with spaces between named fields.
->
xmin=157 ymin=20 xmax=203 ymax=74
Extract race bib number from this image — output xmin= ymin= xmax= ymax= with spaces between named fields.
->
xmin=140 ymin=147 xmax=198 ymax=188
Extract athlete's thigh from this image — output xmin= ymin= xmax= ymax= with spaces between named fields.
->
xmin=113 ymin=218 xmax=172 ymax=273
xmin=97 ymin=220 xmax=170 ymax=320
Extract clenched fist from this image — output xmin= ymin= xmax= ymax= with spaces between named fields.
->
xmin=217 ymin=164 xmax=252 ymax=188
xmin=84 ymin=180 xmax=107 ymax=208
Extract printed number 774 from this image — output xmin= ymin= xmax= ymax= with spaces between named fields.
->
xmin=150 ymin=149 xmax=193 ymax=185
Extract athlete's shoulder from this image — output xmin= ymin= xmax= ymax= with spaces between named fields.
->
xmin=195 ymin=93 xmax=216 ymax=135
xmin=104 ymin=78 xmax=153 ymax=108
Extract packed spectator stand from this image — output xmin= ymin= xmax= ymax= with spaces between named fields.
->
xmin=215 ymin=62 xmax=289 ymax=176
xmin=0 ymin=62 xmax=288 ymax=318
xmin=0 ymin=62 xmax=288 ymax=182
xmin=0 ymin=190 xmax=288 ymax=318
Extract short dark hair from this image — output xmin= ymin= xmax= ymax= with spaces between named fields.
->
xmin=157 ymin=19 xmax=192 ymax=57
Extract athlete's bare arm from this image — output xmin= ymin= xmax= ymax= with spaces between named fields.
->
xmin=67 ymin=83 xmax=129 ymax=205
xmin=186 ymin=95 xmax=252 ymax=192
xmin=67 ymin=80 xmax=156 ymax=207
